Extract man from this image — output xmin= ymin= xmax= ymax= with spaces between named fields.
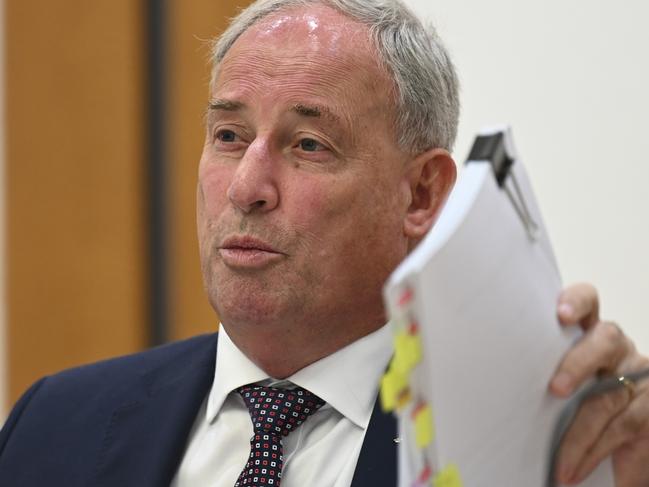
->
xmin=1 ymin=0 xmax=648 ymax=486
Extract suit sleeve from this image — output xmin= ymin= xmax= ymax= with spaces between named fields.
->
xmin=0 ymin=377 xmax=47 ymax=457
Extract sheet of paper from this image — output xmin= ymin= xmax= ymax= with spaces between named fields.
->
xmin=385 ymin=128 xmax=614 ymax=487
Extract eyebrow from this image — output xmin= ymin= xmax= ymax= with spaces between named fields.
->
xmin=291 ymin=103 xmax=340 ymax=123
xmin=208 ymin=99 xmax=244 ymax=111
xmin=206 ymin=99 xmax=342 ymax=125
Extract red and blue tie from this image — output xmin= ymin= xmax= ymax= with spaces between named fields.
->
xmin=235 ymin=384 xmax=325 ymax=486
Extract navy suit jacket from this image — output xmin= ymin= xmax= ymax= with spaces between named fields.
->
xmin=0 ymin=333 xmax=397 ymax=486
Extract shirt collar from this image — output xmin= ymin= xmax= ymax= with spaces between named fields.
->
xmin=207 ymin=323 xmax=393 ymax=429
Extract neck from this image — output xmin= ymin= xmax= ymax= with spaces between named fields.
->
xmin=222 ymin=314 xmax=385 ymax=378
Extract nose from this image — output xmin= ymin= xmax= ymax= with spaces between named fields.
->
xmin=226 ymin=139 xmax=280 ymax=213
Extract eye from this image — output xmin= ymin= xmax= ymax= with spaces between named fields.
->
xmin=216 ymin=129 xmax=238 ymax=143
xmin=299 ymin=138 xmax=325 ymax=152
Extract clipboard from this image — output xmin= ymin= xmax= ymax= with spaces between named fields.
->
xmin=380 ymin=126 xmax=614 ymax=486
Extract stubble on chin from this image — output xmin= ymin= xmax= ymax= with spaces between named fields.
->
xmin=206 ymin=261 xmax=319 ymax=331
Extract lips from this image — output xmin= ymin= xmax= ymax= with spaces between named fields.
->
xmin=218 ymin=235 xmax=284 ymax=268
xmin=220 ymin=236 xmax=280 ymax=253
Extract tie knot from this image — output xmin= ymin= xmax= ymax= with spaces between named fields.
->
xmin=237 ymin=384 xmax=325 ymax=437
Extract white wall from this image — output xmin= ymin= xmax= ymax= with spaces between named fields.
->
xmin=406 ymin=0 xmax=649 ymax=349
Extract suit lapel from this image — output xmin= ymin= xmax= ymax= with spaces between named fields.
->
xmin=93 ymin=335 xmax=218 ymax=487
xmin=351 ymin=396 xmax=398 ymax=487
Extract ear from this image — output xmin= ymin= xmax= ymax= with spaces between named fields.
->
xmin=403 ymin=148 xmax=457 ymax=243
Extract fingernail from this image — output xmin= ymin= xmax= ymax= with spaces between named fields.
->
xmin=559 ymin=465 xmax=574 ymax=484
xmin=557 ymin=464 xmax=575 ymax=484
xmin=552 ymin=372 xmax=574 ymax=395
xmin=558 ymin=302 xmax=574 ymax=320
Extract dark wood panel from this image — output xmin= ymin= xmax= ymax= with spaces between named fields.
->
xmin=6 ymin=0 xmax=147 ymax=405
xmin=168 ymin=0 xmax=253 ymax=341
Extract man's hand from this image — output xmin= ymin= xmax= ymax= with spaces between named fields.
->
xmin=551 ymin=283 xmax=649 ymax=486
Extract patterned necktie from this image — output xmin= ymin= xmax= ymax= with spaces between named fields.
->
xmin=235 ymin=384 xmax=325 ymax=487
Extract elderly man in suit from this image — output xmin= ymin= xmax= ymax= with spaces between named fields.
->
xmin=1 ymin=0 xmax=648 ymax=486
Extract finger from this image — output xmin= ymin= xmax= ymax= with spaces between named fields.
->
xmin=550 ymin=321 xmax=628 ymax=396
xmin=557 ymin=282 xmax=600 ymax=329
xmin=611 ymin=437 xmax=649 ymax=487
xmin=571 ymin=389 xmax=649 ymax=484
xmin=555 ymin=387 xmax=629 ymax=484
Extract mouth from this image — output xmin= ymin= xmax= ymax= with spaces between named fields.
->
xmin=220 ymin=236 xmax=280 ymax=253
xmin=218 ymin=235 xmax=285 ymax=268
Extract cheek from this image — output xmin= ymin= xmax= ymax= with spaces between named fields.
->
xmin=299 ymin=175 xmax=357 ymax=217
xmin=286 ymin=180 xmax=333 ymax=231
xmin=198 ymin=163 xmax=232 ymax=219
xmin=290 ymin=175 xmax=390 ymax=255
xmin=336 ymin=176 xmax=407 ymax=257
xmin=196 ymin=162 xmax=234 ymax=259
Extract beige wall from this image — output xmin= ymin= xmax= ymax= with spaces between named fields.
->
xmin=5 ymin=0 xmax=148 ymax=407
xmin=407 ymin=0 xmax=649 ymax=350
xmin=0 ymin=0 xmax=7 ymax=417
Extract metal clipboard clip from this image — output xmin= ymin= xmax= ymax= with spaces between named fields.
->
xmin=465 ymin=127 xmax=540 ymax=241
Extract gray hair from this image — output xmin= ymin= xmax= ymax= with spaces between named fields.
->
xmin=211 ymin=0 xmax=460 ymax=153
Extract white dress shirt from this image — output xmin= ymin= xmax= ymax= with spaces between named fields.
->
xmin=171 ymin=323 xmax=393 ymax=487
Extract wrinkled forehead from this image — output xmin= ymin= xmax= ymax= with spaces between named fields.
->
xmin=213 ymin=4 xmax=393 ymax=98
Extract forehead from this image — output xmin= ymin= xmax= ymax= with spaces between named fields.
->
xmin=212 ymin=5 xmax=393 ymax=117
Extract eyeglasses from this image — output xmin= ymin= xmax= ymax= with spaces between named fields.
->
xmin=545 ymin=366 xmax=649 ymax=486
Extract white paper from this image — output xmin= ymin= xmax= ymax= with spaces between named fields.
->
xmin=385 ymin=127 xmax=614 ymax=487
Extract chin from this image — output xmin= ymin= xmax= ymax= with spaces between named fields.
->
xmin=208 ymin=283 xmax=290 ymax=329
